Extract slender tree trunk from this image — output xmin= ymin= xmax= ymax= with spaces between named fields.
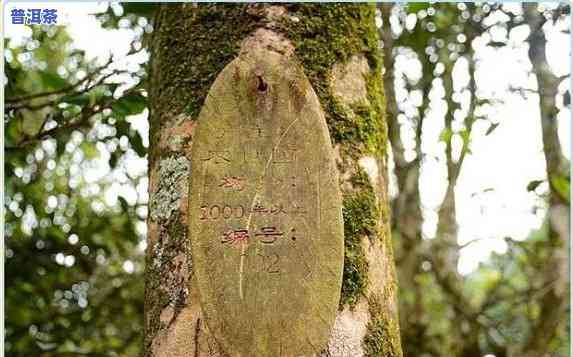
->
xmin=522 ymin=4 xmax=570 ymax=356
xmin=145 ymin=4 xmax=402 ymax=356
xmin=381 ymin=4 xmax=492 ymax=355
xmin=379 ymin=5 xmax=428 ymax=356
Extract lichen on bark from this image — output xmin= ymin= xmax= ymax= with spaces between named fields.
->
xmin=150 ymin=155 xmax=190 ymax=222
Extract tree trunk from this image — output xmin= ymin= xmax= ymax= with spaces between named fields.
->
xmin=144 ymin=4 xmax=402 ymax=357
xmin=379 ymin=5 xmax=428 ymax=356
xmin=522 ymin=4 xmax=570 ymax=356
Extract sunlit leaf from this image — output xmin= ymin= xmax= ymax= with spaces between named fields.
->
xmin=80 ymin=142 xmax=100 ymax=160
xmin=439 ymin=127 xmax=453 ymax=143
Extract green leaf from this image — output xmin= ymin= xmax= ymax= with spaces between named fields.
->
xmin=80 ymin=142 xmax=100 ymax=160
xmin=111 ymin=93 xmax=147 ymax=116
xmin=488 ymin=41 xmax=507 ymax=48
xmin=435 ymin=10 xmax=455 ymax=30
xmin=61 ymin=94 xmax=90 ymax=106
xmin=114 ymin=118 xmax=131 ymax=137
xmin=406 ymin=3 xmax=430 ymax=14
xmin=130 ymin=134 xmax=147 ymax=157
xmin=459 ymin=129 xmax=471 ymax=145
xmin=439 ymin=127 xmax=453 ymax=143
xmin=122 ymin=3 xmax=158 ymax=17
xmin=527 ymin=179 xmax=544 ymax=192
xmin=21 ymin=111 xmax=46 ymax=136
xmin=40 ymin=72 xmax=68 ymax=90
xmin=109 ymin=151 xmax=120 ymax=169
xmin=118 ymin=197 xmax=130 ymax=212
xmin=486 ymin=122 xmax=500 ymax=136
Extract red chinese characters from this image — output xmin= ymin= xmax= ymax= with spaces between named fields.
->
xmin=220 ymin=226 xmax=285 ymax=245
xmin=221 ymin=229 xmax=250 ymax=244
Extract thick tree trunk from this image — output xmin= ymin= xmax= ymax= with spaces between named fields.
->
xmin=145 ymin=4 xmax=402 ymax=357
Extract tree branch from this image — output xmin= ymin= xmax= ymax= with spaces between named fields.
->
xmin=6 ymin=57 xmax=113 ymax=104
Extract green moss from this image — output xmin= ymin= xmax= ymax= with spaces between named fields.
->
xmin=281 ymin=4 xmax=389 ymax=309
xmin=283 ymin=4 xmax=380 ymax=86
xmin=148 ymin=4 xmax=397 ymax=351
xmin=340 ymin=232 xmax=368 ymax=308
xmin=282 ymin=4 xmax=387 ymax=159
xmin=325 ymin=70 xmax=387 ymax=160
xmin=364 ymin=294 xmax=402 ymax=357
xmin=340 ymin=168 xmax=380 ymax=308
xmin=150 ymin=3 xmax=388 ymax=164
xmin=148 ymin=4 xmax=258 ymax=161
xmin=363 ymin=70 xmax=388 ymax=157
xmin=345 ymin=168 xmax=380 ymax=238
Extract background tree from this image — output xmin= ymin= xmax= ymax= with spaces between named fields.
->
xmin=144 ymin=4 xmax=401 ymax=356
xmin=381 ymin=2 xmax=570 ymax=356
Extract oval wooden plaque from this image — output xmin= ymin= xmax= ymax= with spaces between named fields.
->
xmin=188 ymin=48 xmax=344 ymax=357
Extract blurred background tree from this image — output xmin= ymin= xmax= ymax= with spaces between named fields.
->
xmin=3 ymin=2 xmax=570 ymax=356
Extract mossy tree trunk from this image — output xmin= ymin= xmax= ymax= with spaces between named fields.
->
xmin=145 ymin=4 xmax=402 ymax=356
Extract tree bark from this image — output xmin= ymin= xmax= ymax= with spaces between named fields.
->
xmin=379 ymin=5 xmax=428 ymax=356
xmin=522 ymin=4 xmax=570 ymax=356
xmin=145 ymin=4 xmax=402 ymax=357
